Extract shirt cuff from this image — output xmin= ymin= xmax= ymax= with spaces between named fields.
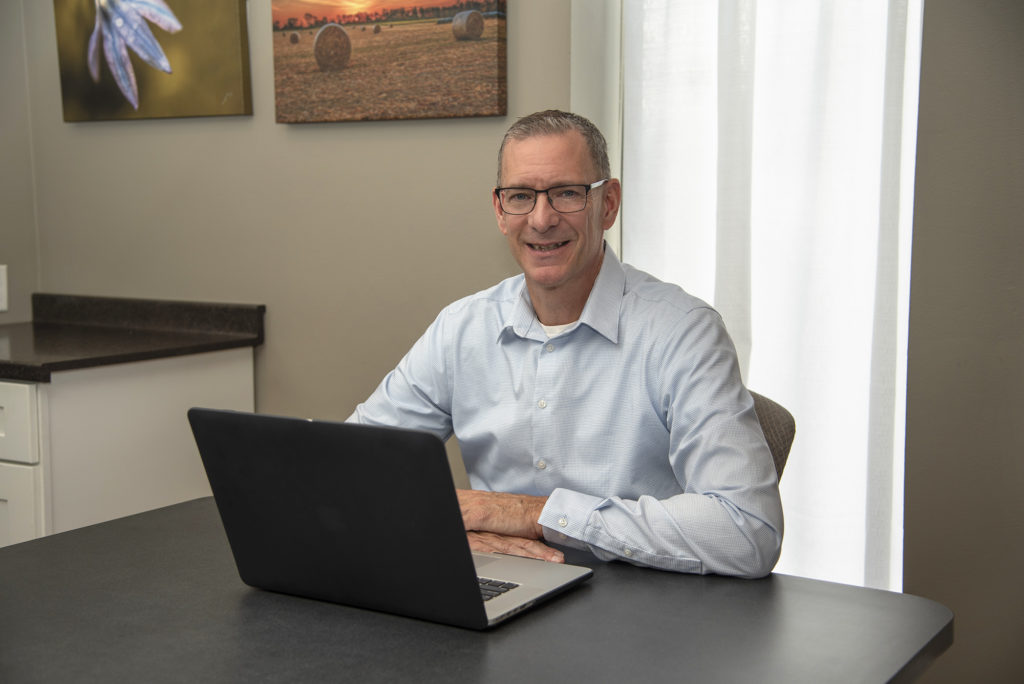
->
xmin=538 ymin=487 xmax=603 ymax=551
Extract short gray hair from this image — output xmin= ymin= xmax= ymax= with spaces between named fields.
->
xmin=496 ymin=110 xmax=611 ymax=186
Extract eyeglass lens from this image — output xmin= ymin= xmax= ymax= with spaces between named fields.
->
xmin=499 ymin=185 xmax=589 ymax=214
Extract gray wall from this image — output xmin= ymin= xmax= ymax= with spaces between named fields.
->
xmin=4 ymin=0 xmax=1023 ymax=680
xmin=1 ymin=0 xmax=568 ymax=421
xmin=1 ymin=1 xmax=38 ymax=322
xmin=905 ymin=0 xmax=1024 ymax=681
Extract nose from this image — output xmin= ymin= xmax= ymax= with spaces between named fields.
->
xmin=528 ymin=190 xmax=559 ymax=232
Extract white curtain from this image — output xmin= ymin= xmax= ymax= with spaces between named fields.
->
xmin=619 ymin=0 xmax=922 ymax=590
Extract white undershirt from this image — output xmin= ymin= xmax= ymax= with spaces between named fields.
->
xmin=541 ymin=321 xmax=577 ymax=338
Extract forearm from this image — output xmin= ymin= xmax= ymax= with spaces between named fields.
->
xmin=457 ymin=489 xmax=547 ymax=539
xmin=540 ymin=487 xmax=783 ymax=578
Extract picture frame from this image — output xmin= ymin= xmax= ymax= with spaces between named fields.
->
xmin=272 ymin=1 xmax=507 ymax=123
xmin=53 ymin=0 xmax=253 ymax=122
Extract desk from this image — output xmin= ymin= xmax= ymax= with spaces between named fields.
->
xmin=0 ymin=498 xmax=951 ymax=683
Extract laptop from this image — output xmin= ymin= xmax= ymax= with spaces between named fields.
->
xmin=187 ymin=408 xmax=593 ymax=630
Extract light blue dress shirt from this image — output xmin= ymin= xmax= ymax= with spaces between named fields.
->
xmin=350 ymin=245 xmax=783 ymax=577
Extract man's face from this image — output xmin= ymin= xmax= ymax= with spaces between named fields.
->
xmin=492 ymin=131 xmax=620 ymax=306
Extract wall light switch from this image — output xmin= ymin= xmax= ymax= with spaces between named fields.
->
xmin=0 ymin=265 xmax=8 ymax=312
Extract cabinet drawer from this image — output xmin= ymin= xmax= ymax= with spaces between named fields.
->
xmin=0 ymin=381 xmax=39 ymax=465
xmin=0 ymin=460 xmax=44 ymax=546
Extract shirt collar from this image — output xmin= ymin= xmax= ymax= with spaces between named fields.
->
xmin=579 ymin=244 xmax=625 ymax=343
xmin=500 ymin=242 xmax=625 ymax=344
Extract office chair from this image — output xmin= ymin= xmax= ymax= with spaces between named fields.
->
xmin=749 ymin=391 xmax=796 ymax=480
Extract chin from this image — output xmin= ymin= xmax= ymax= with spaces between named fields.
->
xmin=525 ymin=269 xmax=570 ymax=290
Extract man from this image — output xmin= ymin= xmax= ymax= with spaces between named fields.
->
xmin=350 ymin=110 xmax=783 ymax=577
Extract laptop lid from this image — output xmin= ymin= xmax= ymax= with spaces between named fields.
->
xmin=187 ymin=408 xmax=591 ymax=630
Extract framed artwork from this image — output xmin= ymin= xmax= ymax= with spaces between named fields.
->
xmin=53 ymin=0 xmax=253 ymax=122
xmin=272 ymin=1 xmax=507 ymax=123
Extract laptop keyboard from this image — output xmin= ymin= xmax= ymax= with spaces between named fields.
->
xmin=478 ymin=577 xmax=519 ymax=601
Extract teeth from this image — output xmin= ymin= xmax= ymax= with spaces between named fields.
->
xmin=531 ymin=241 xmax=568 ymax=252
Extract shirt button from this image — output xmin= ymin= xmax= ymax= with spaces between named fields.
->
xmin=545 ymin=343 xmax=555 ymax=352
xmin=537 ymin=399 xmax=547 ymax=409
xmin=623 ymin=548 xmax=633 ymax=557
xmin=537 ymin=459 xmax=547 ymax=470
xmin=558 ymin=517 xmax=568 ymax=527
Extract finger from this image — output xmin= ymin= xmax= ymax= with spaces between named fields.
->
xmin=466 ymin=531 xmax=500 ymax=553
xmin=468 ymin=532 xmax=564 ymax=563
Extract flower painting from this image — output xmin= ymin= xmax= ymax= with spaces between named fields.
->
xmin=87 ymin=0 xmax=183 ymax=110
xmin=272 ymin=1 xmax=506 ymax=123
xmin=53 ymin=0 xmax=253 ymax=121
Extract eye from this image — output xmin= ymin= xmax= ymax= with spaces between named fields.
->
xmin=553 ymin=187 xmax=583 ymax=199
xmin=506 ymin=190 xmax=534 ymax=202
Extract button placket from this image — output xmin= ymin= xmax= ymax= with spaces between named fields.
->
xmin=531 ymin=336 xmax=562 ymax=487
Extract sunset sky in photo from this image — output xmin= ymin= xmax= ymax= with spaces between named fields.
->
xmin=271 ymin=0 xmax=463 ymax=24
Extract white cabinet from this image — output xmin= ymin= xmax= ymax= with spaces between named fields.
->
xmin=0 ymin=347 xmax=254 ymax=548
xmin=0 ymin=461 xmax=44 ymax=547
xmin=0 ymin=381 xmax=43 ymax=547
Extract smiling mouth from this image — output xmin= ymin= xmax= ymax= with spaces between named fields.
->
xmin=528 ymin=241 xmax=570 ymax=252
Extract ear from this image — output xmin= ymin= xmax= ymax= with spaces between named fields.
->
xmin=493 ymin=188 xmax=510 ymax=235
xmin=600 ymin=179 xmax=622 ymax=231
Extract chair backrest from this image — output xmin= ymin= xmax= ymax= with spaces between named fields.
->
xmin=749 ymin=391 xmax=796 ymax=480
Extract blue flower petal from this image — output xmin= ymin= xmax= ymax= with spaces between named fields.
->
xmin=100 ymin=12 xmax=139 ymax=109
xmin=103 ymin=0 xmax=171 ymax=73
xmin=89 ymin=0 xmax=182 ymax=109
xmin=88 ymin=9 xmax=102 ymax=82
xmin=131 ymin=0 xmax=183 ymax=34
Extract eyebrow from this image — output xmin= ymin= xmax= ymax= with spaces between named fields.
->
xmin=500 ymin=180 xmax=587 ymax=188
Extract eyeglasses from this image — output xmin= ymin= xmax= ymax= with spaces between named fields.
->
xmin=495 ymin=179 xmax=609 ymax=215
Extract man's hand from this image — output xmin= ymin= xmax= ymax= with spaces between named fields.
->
xmin=457 ymin=489 xmax=563 ymax=562
xmin=467 ymin=531 xmax=564 ymax=563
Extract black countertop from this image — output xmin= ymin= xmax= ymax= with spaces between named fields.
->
xmin=0 ymin=294 xmax=265 ymax=382
xmin=0 ymin=497 xmax=954 ymax=683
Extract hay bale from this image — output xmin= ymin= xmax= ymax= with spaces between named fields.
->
xmin=452 ymin=10 xmax=484 ymax=40
xmin=373 ymin=24 xmax=381 ymax=34
xmin=289 ymin=31 xmax=300 ymax=44
xmin=314 ymin=23 xmax=351 ymax=71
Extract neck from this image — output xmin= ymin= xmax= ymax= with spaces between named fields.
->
xmin=529 ymin=288 xmax=586 ymax=326
xmin=527 ymin=257 xmax=603 ymax=326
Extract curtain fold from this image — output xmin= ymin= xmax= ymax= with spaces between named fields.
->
xmin=715 ymin=0 xmax=756 ymax=378
xmin=620 ymin=0 xmax=921 ymax=589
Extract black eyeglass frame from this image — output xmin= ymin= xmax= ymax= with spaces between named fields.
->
xmin=494 ymin=178 xmax=610 ymax=215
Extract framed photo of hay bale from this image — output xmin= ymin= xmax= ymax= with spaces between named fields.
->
xmin=272 ymin=1 xmax=507 ymax=123
xmin=53 ymin=0 xmax=252 ymax=122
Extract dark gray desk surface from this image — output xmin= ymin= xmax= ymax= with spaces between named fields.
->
xmin=0 ymin=498 xmax=952 ymax=683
